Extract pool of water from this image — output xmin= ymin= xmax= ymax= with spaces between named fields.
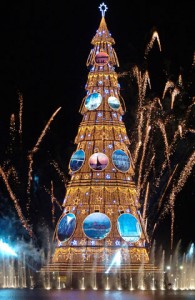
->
xmin=0 ymin=289 xmax=195 ymax=300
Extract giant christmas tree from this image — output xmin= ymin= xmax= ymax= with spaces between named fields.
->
xmin=42 ymin=3 xmax=158 ymax=288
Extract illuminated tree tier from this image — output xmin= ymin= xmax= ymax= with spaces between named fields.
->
xmin=47 ymin=3 xmax=156 ymax=274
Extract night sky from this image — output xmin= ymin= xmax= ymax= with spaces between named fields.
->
xmin=0 ymin=0 xmax=194 ymax=253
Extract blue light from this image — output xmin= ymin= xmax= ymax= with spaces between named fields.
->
xmin=72 ymin=240 xmax=77 ymax=246
xmin=115 ymin=240 xmax=120 ymax=246
xmin=0 ymin=240 xmax=17 ymax=257
xmin=188 ymin=243 xmax=194 ymax=258
xmin=105 ymin=250 xmax=121 ymax=274
xmin=106 ymin=174 xmax=111 ymax=179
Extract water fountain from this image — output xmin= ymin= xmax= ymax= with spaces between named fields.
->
xmin=0 ymin=3 xmax=194 ymax=298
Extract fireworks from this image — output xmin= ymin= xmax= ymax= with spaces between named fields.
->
xmin=169 ymin=151 xmax=195 ymax=249
xmin=145 ymin=30 xmax=162 ymax=57
xmin=26 ymin=107 xmax=61 ymax=213
xmin=142 ymin=182 xmax=149 ymax=222
xmin=157 ymin=120 xmax=170 ymax=168
xmin=127 ymin=29 xmax=194 ymax=249
xmin=171 ymin=87 xmax=180 ymax=110
xmin=18 ymin=91 xmax=23 ymax=141
xmin=0 ymin=24 xmax=194 ymax=253
xmin=162 ymin=80 xmax=175 ymax=99
xmin=0 ymin=166 xmax=33 ymax=237
xmin=0 ymin=99 xmax=62 ymax=239
xmin=50 ymin=160 xmax=66 ymax=183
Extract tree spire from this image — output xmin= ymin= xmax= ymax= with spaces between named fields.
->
xmin=99 ymin=2 xmax=108 ymax=17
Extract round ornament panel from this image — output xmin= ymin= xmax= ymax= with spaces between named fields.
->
xmin=57 ymin=213 xmax=76 ymax=242
xmin=108 ymin=96 xmax=120 ymax=111
xmin=117 ymin=213 xmax=142 ymax=243
xmin=85 ymin=93 xmax=102 ymax=110
xmin=95 ymin=51 xmax=109 ymax=66
xmin=70 ymin=149 xmax=85 ymax=172
xmin=83 ymin=212 xmax=111 ymax=240
xmin=89 ymin=152 xmax=109 ymax=171
xmin=112 ymin=149 xmax=130 ymax=172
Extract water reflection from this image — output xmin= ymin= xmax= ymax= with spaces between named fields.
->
xmin=1 ymin=289 xmax=195 ymax=300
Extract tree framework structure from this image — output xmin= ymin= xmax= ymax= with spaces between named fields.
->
xmin=41 ymin=4 xmax=159 ymax=284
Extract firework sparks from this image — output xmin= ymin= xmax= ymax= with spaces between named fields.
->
xmin=162 ymin=80 xmax=175 ymax=99
xmin=156 ymin=151 xmax=195 ymax=247
xmin=31 ymin=107 xmax=61 ymax=154
xmin=137 ymin=120 xmax=151 ymax=198
xmin=169 ymin=151 xmax=195 ymax=212
xmin=142 ymin=182 xmax=150 ymax=221
xmin=178 ymin=74 xmax=183 ymax=86
xmin=133 ymin=111 xmax=143 ymax=164
xmin=9 ymin=114 xmax=16 ymax=154
xmin=158 ymin=164 xmax=178 ymax=211
xmin=131 ymin=66 xmax=152 ymax=165
xmin=171 ymin=87 xmax=180 ymax=109
xmin=18 ymin=91 xmax=23 ymax=141
xmin=0 ymin=165 xmax=33 ymax=237
xmin=51 ymin=181 xmax=55 ymax=225
xmin=50 ymin=160 xmax=66 ymax=183
xmin=145 ymin=30 xmax=162 ymax=57
xmin=140 ymin=154 xmax=155 ymax=193
xmin=5 ymin=165 xmax=20 ymax=184
xmin=157 ymin=120 xmax=170 ymax=168
xmin=26 ymin=107 xmax=61 ymax=212
xmin=178 ymin=125 xmax=183 ymax=137
xmin=192 ymin=50 xmax=195 ymax=67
